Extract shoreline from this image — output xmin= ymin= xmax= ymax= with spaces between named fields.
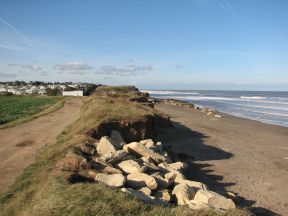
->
xmin=155 ymin=97 xmax=288 ymax=129
xmin=155 ymin=102 xmax=288 ymax=215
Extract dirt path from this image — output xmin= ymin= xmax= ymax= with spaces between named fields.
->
xmin=156 ymin=103 xmax=288 ymax=216
xmin=0 ymin=98 xmax=83 ymax=194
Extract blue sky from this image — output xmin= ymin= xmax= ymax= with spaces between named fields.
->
xmin=0 ymin=0 xmax=287 ymax=90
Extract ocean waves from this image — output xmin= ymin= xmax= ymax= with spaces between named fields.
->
xmin=145 ymin=90 xmax=288 ymax=127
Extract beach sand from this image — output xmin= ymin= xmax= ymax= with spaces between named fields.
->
xmin=156 ymin=103 xmax=288 ymax=216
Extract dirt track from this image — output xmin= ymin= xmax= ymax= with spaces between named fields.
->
xmin=0 ymin=98 xmax=82 ymax=193
xmin=156 ymin=103 xmax=288 ymax=216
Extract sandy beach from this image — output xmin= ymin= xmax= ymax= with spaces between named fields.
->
xmin=156 ymin=103 xmax=288 ymax=216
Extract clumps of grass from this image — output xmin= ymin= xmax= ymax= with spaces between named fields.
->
xmin=0 ymin=86 xmax=253 ymax=216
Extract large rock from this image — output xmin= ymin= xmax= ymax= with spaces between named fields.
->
xmin=155 ymin=190 xmax=172 ymax=202
xmin=193 ymin=189 xmax=236 ymax=210
xmin=121 ymin=188 xmax=168 ymax=206
xmin=101 ymin=150 xmax=129 ymax=164
xmin=94 ymin=173 xmax=125 ymax=187
xmin=158 ymin=163 xmax=187 ymax=183
xmin=172 ymin=183 xmax=196 ymax=205
xmin=127 ymin=172 xmax=158 ymax=190
xmin=97 ymin=136 xmax=117 ymax=155
xmin=176 ymin=179 xmax=208 ymax=191
xmin=110 ymin=130 xmax=126 ymax=149
xmin=116 ymin=159 xmax=146 ymax=174
xmin=151 ymin=172 xmax=174 ymax=189
xmin=140 ymin=139 xmax=154 ymax=148
xmin=158 ymin=162 xmax=186 ymax=172
xmin=123 ymin=142 xmax=166 ymax=164
xmin=188 ymin=200 xmax=210 ymax=210
xmin=138 ymin=187 xmax=151 ymax=196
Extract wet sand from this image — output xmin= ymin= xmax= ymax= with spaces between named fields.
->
xmin=156 ymin=103 xmax=288 ymax=216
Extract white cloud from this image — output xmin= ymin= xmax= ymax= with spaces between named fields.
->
xmin=94 ymin=64 xmax=153 ymax=76
xmin=55 ymin=61 xmax=93 ymax=70
xmin=21 ymin=64 xmax=42 ymax=71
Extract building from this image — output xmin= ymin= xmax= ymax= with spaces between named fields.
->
xmin=62 ymin=90 xmax=83 ymax=96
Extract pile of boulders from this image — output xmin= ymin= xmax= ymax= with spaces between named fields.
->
xmin=201 ymin=108 xmax=222 ymax=118
xmin=162 ymin=99 xmax=195 ymax=109
xmin=64 ymin=130 xmax=235 ymax=211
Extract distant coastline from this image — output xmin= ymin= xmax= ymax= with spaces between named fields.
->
xmin=144 ymin=89 xmax=288 ymax=128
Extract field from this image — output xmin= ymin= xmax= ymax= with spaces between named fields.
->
xmin=0 ymin=96 xmax=63 ymax=125
xmin=0 ymin=87 xmax=251 ymax=216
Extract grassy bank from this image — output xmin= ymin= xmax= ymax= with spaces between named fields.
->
xmin=0 ymin=87 xmax=251 ymax=216
xmin=0 ymin=96 xmax=65 ymax=128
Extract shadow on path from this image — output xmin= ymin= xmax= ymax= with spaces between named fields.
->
xmin=156 ymin=121 xmax=279 ymax=216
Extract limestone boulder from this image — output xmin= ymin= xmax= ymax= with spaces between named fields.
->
xmin=94 ymin=173 xmax=126 ymax=187
xmin=193 ymin=189 xmax=236 ymax=210
xmin=116 ymin=159 xmax=146 ymax=174
xmin=155 ymin=190 xmax=172 ymax=202
xmin=123 ymin=142 xmax=166 ymax=164
xmin=140 ymin=139 xmax=154 ymax=148
xmin=138 ymin=187 xmax=151 ymax=196
xmin=151 ymin=172 xmax=174 ymax=189
xmin=96 ymin=136 xmax=117 ymax=155
xmin=188 ymin=200 xmax=210 ymax=210
xmin=110 ymin=130 xmax=126 ymax=149
xmin=101 ymin=150 xmax=129 ymax=164
xmin=176 ymin=180 xmax=208 ymax=191
xmin=172 ymin=183 xmax=196 ymax=205
xmin=121 ymin=188 xmax=168 ymax=206
xmin=127 ymin=172 xmax=158 ymax=190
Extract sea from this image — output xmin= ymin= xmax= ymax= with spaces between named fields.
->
xmin=143 ymin=90 xmax=288 ymax=128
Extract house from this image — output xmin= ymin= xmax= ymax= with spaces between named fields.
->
xmin=62 ymin=90 xmax=83 ymax=96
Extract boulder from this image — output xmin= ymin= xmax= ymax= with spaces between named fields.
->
xmin=151 ymin=172 xmax=174 ymax=189
xmin=89 ymin=158 xmax=122 ymax=174
xmin=174 ymin=178 xmax=208 ymax=191
xmin=193 ymin=189 xmax=236 ymax=210
xmin=77 ymin=145 xmax=95 ymax=156
xmin=188 ymin=200 xmax=210 ymax=210
xmin=138 ymin=187 xmax=151 ymax=196
xmin=110 ymin=130 xmax=126 ymax=149
xmin=121 ymin=188 xmax=168 ymax=206
xmin=172 ymin=183 xmax=196 ymax=205
xmin=127 ymin=172 xmax=158 ymax=190
xmin=94 ymin=173 xmax=126 ymax=187
xmin=140 ymin=139 xmax=154 ymax=148
xmin=96 ymin=136 xmax=117 ymax=155
xmin=116 ymin=159 xmax=146 ymax=174
xmin=158 ymin=163 xmax=187 ymax=182
xmin=142 ymin=161 xmax=158 ymax=172
xmin=155 ymin=190 xmax=172 ymax=202
xmin=158 ymin=162 xmax=186 ymax=172
xmin=214 ymin=114 xmax=222 ymax=118
xmin=101 ymin=150 xmax=129 ymax=164
xmin=123 ymin=142 xmax=166 ymax=164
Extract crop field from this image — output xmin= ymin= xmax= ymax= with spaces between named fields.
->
xmin=0 ymin=96 xmax=62 ymax=125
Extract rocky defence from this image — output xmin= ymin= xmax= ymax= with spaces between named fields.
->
xmin=62 ymin=130 xmax=236 ymax=212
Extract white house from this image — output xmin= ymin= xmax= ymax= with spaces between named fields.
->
xmin=62 ymin=90 xmax=83 ymax=96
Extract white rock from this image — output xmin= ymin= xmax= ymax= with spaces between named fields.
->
xmin=116 ymin=159 xmax=146 ymax=174
xmin=127 ymin=172 xmax=158 ymax=190
xmin=188 ymin=200 xmax=211 ymax=210
xmin=172 ymin=183 xmax=196 ymax=205
xmin=101 ymin=150 xmax=129 ymax=164
xmin=140 ymin=139 xmax=154 ymax=148
xmin=123 ymin=142 xmax=166 ymax=164
xmin=155 ymin=190 xmax=172 ymax=202
xmin=214 ymin=114 xmax=222 ymax=118
xmin=110 ymin=130 xmax=126 ymax=149
xmin=193 ymin=189 xmax=236 ymax=210
xmin=121 ymin=188 xmax=168 ymax=206
xmin=151 ymin=172 xmax=174 ymax=189
xmin=97 ymin=136 xmax=117 ymax=155
xmin=177 ymin=180 xmax=208 ymax=191
xmin=94 ymin=173 xmax=126 ymax=187
xmin=138 ymin=187 xmax=152 ymax=196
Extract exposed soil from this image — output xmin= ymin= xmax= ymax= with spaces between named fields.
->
xmin=0 ymin=98 xmax=83 ymax=194
xmin=156 ymin=103 xmax=288 ymax=216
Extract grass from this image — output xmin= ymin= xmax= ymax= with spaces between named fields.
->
xmin=0 ymin=96 xmax=65 ymax=128
xmin=0 ymin=87 xmax=252 ymax=216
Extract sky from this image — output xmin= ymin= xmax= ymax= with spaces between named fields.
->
xmin=0 ymin=0 xmax=287 ymax=90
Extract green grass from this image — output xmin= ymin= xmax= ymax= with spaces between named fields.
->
xmin=0 ymin=87 xmax=252 ymax=216
xmin=0 ymin=96 xmax=64 ymax=126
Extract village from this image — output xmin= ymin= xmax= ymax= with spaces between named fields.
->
xmin=0 ymin=81 xmax=98 ymax=96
